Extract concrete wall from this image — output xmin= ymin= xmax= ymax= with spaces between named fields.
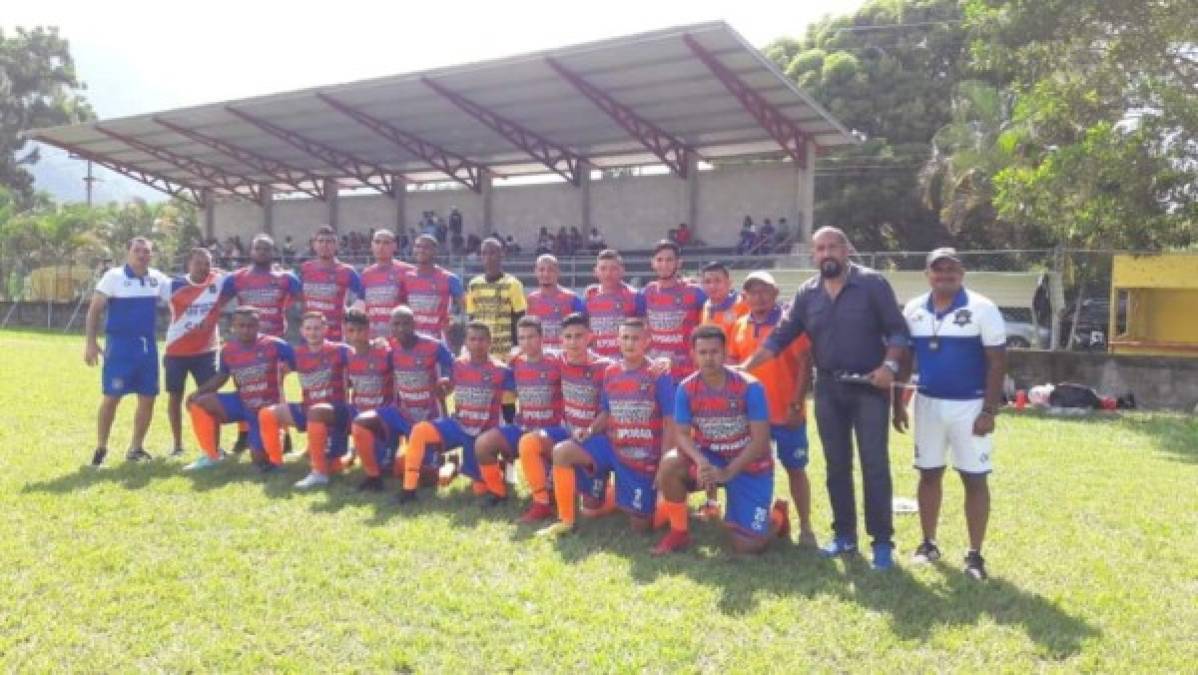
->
xmin=212 ymin=162 xmax=804 ymax=249
xmin=1007 ymin=349 xmax=1198 ymax=412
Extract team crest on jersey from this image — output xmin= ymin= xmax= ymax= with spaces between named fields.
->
xmin=953 ymin=309 xmax=973 ymax=327
xmin=148 ymin=277 xmax=159 ymax=288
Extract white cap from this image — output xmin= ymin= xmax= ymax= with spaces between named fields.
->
xmin=742 ymin=270 xmax=778 ymax=290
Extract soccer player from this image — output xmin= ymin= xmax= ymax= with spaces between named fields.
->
xmin=396 ymin=321 xmax=514 ymax=504
xmin=83 ymin=237 xmax=171 ymax=465
xmin=298 ymin=225 xmax=363 ymax=341
xmin=185 ymin=308 xmax=296 ymax=471
xmin=699 ymin=261 xmax=749 ymax=340
xmin=465 ymin=237 xmax=525 ymax=422
xmin=637 ymin=240 xmax=707 ymax=381
xmin=220 ymin=234 xmax=300 ymax=338
xmin=360 ymin=228 xmax=409 ymax=340
xmin=520 ymin=313 xmax=612 ymax=524
xmin=473 ymin=316 xmax=566 ymax=507
xmin=252 ymin=312 xmax=352 ymax=489
xmin=525 ymin=254 xmax=585 ymax=349
xmin=582 ymin=249 xmax=638 ymax=360
xmin=351 ymin=305 xmax=455 ymax=491
xmin=341 ymin=308 xmax=397 ymax=490
xmin=398 ymin=234 xmax=464 ymax=342
xmin=654 ymin=325 xmax=790 ymax=555
xmin=538 ymin=318 xmax=674 ymax=536
xmin=727 ymin=271 xmax=818 ymax=547
xmin=893 ymin=248 xmax=1006 ymax=580
xmin=163 ymin=247 xmax=224 ymax=457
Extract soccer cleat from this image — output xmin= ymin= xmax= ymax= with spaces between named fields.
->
xmin=819 ymin=536 xmax=859 ymax=558
xmin=651 ymin=529 xmax=692 ymax=556
xmin=519 ymin=501 xmax=555 ymax=524
xmin=695 ymin=500 xmax=722 ymax=522
xmin=231 ymin=431 xmax=249 ymax=455
xmin=126 ymin=448 xmax=152 ymax=462
xmin=294 ymin=472 xmax=329 ymax=489
xmin=184 ymin=455 xmax=221 ymax=471
xmin=964 ymin=551 xmax=989 ymax=581
xmin=772 ymin=499 xmax=791 ymax=540
xmin=481 ymin=493 xmax=507 ymax=508
xmin=437 ymin=456 xmax=460 ymax=487
xmin=395 ymin=489 xmax=418 ymax=505
xmin=912 ymin=540 xmax=942 ymax=564
xmin=357 ymin=476 xmax=384 ymax=492
xmin=871 ymin=542 xmax=895 ymax=571
xmin=536 ymin=521 xmax=574 ymax=538
xmin=257 ymin=461 xmax=280 ymax=474
xmin=90 ymin=447 xmax=108 ymax=467
xmin=170 ymin=447 xmax=185 ymax=458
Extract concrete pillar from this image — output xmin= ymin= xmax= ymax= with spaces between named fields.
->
xmin=685 ymin=153 xmax=699 ymax=236
xmin=394 ymin=174 xmax=407 ymax=234
xmin=579 ymin=162 xmax=592 ymax=232
xmin=202 ymin=189 xmax=215 ymax=240
xmin=260 ymin=184 xmax=274 ymax=235
xmin=324 ymin=178 xmax=340 ymax=231
xmin=481 ymin=171 xmax=494 ymax=233
xmin=799 ymin=140 xmax=816 ymax=244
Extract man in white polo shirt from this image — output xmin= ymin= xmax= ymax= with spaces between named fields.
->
xmin=84 ymin=237 xmax=171 ymax=466
xmin=893 ymin=247 xmax=1006 ymax=580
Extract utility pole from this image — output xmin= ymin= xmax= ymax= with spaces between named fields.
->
xmin=84 ymin=160 xmax=96 ymax=207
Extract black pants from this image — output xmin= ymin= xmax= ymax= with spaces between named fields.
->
xmin=814 ymin=375 xmax=894 ymax=545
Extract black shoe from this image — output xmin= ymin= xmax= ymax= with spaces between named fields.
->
xmin=482 ymin=493 xmax=507 ymax=508
xmin=126 ymin=448 xmax=153 ymax=462
xmin=964 ymin=550 xmax=988 ymax=581
xmin=257 ymin=461 xmax=280 ymax=474
xmin=357 ymin=476 xmax=384 ymax=492
xmin=90 ymin=447 xmax=108 ymax=467
xmin=283 ymin=432 xmax=294 ymax=454
xmin=912 ymin=540 xmax=942 ymax=564
xmin=231 ymin=431 xmax=249 ymax=455
xmin=170 ymin=447 xmax=185 ymax=457
xmin=396 ymin=489 xmax=418 ymax=505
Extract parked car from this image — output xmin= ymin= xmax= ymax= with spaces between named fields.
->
xmin=1000 ymin=307 xmax=1052 ymax=349
xmin=1060 ymin=297 xmax=1122 ymax=351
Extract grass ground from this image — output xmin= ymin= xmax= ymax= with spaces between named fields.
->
xmin=1 ymin=328 xmax=1196 ymax=671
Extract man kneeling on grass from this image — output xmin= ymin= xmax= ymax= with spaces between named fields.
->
xmin=653 ymin=325 xmax=789 ymax=555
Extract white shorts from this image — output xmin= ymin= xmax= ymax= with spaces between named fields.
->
xmin=913 ymin=395 xmax=993 ymax=474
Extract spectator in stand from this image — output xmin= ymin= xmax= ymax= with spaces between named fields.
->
xmin=451 ymin=229 xmax=465 ymax=256
xmin=449 ymin=207 xmax=463 ymax=241
xmin=674 ymin=222 xmax=692 ymax=248
xmin=282 ymin=236 xmax=296 ymax=267
xmin=435 ymin=214 xmax=448 ymax=245
xmin=569 ymin=226 xmax=584 ymax=255
xmin=536 ymin=227 xmax=555 ymax=255
xmin=466 ymin=233 xmax=482 ymax=257
xmin=776 ymin=217 xmax=791 ymax=253
xmin=588 ymin=227 xmax=606 ymax=253
xmin=555 ymin=226 xmax=571 ymax=255
xmin=505 ymin=235 xmax=522 ymax=255
xmin=758 ymin=219 xmax=776 ymax=255
xmin=736 ymin=218 xmax=756 ymax=256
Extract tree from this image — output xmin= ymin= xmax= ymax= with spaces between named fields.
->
xmin=0 ymin=26 xmax=94 ymax=206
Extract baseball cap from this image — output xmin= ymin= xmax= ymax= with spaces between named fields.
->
xmin=926 ymin=247 xmax=961 ymax=267
xmin=742 ymin=270 xmax=778 ymax=290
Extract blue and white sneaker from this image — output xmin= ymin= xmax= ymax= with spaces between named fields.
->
xmin=820 ymin=536 xmax=858 ymax=558
xmin=871 ymin=541 xmax=895 ymax=570
xmin=184 ymin=455 xmax=222 ymax=471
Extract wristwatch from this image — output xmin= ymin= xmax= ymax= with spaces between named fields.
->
xmin=882 ymin=359 xmax=900 ymax=375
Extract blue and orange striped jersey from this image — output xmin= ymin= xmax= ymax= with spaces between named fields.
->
xmin=676 ymin=368 xmax=771 ymax=473
xmin=558 ymin=351 xmax=611 ymax=434
xmin=346 ymin=343 xmax=394 ymax=412
xmin=511 ymin=353 xmax=564 ymax=430
xmin=298 ymin=259 xmax=363 ymax=341
xmin=583 ymin=282 xmax=638 ymax=359
xmin=165 ymin=271 xmax=224 ymax=357
xmin=637 ymin=279 xmax=708 ymax=380
xmin=399 ymin=265 xmax=463 ymax=340
xmin=600 ymin=361 xmax=674 ymax=472
xmin=450 ymin=357 xmax=515 ymax=436
xmin=360 ymin=261 xmax=410 ymax=340
xmin=294 ymin=340 xmax=351 ymax=408
xmin=219 ymin=335 xmax=296 ymax=412
xmin=220 ymin=267 xmax=300 ymax=338
xmin=526 ymin=286 xmax=586 ymax=348
xmin=389 ymin=334 xmax=455 ymax=424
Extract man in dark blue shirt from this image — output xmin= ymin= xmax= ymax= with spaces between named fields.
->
xmin=740 ymin=227 xmax=908 ymax=569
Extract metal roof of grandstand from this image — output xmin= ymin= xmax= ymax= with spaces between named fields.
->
xmin=26 ymin=21 xmax=856 ymax=204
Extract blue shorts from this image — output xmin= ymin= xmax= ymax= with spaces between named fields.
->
xmin=216 ymin=393 xmax=263 ymax=451
xmin=498 ymin=424 xmax=570 ymax=454
xmin=163 ymin=351 xmax=217 ymax=394
xmin=287 ymin=402 xmax=351 ymax=458
xmin=375 ymin=406 xmax=415 ymax=442
xmin=103 ymin=336 xmax=159 ymax=397
xmin=582 ymin=437 xmax=655 ymax=518
xmin=694 ymin=450 xmax=775 ymax=539
xmin=772 ymin=423 xmax=809 ymax=470
xmin=427 ymin=418 xmax=481 ymax=481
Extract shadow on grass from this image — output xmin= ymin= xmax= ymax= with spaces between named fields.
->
xmin=545 ymin=517 xmax=1099 ymax=659
xmin=1016 ymin=409 xmax=1198 ymax=464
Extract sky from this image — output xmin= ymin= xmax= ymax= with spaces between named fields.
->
xmin=8 ymin=0 xmax=865 ymax=200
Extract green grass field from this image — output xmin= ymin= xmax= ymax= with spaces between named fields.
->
xmin=1 ymin=329 xmax=1195 ymax=671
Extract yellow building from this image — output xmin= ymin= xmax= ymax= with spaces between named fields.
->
xmin=1109 ymin=254 xmax=1198 ymax=357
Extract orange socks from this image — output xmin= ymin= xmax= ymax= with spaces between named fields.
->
xmin=660 ymin=500 xmax=689 ymax=533
xmin=188 ymin=404 xmax=220 ymax=460
xmin=307 ymin=421 xmax=329 ymax=474
xmin=552 ymin=465 xmax=577 ymax=525
xmin=519 ymin=434 xmax=550 ymax=505
xmin=351 ymin=424 xmax=380 ymax=478
xmin=404 ymin=422 xmax=440 ymax=490
xmin=480 ymin=462 xmax=507 ymax=498
xmin=257 ymin=408 xmax=284 ymax=465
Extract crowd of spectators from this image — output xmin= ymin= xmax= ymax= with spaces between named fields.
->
xmin=735 ymin=215 xmax=793 ymax=255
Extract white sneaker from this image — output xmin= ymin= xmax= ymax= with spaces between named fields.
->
xmin=294 ymin=472 xmax=329 ymax=489
xmin=184 ymin=455 xmax=222 ymax=471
